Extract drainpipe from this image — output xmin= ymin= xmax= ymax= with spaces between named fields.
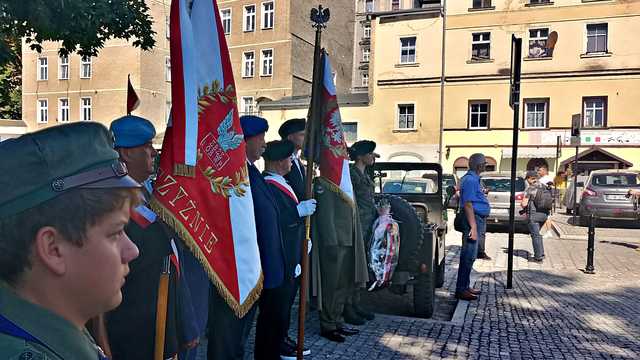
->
xmin=438 ymin=0 xmax=447 ymax=164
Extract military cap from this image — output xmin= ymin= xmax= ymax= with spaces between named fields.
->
xmin=110 ymin=115 xmax=156 ymax=148
xmin=525 ymin=170 xmax=539 ymax=179
xmin=348 ymin=140 xmax=380 ymax=161
xmin=263 ymin=140 xmax=295 ymax=161
xmin=240 ymin=115 xmax=269 ymax=138
xmin=0 ymin=122 xmax=140 ymax=218
xmin=278 ymin=118 xmax=306 ymax=139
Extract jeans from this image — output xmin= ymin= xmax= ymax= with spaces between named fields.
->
xmin=455 ymin=215 xmax=486 ymax=294
xmin=528 ymin=220 xmax=545 ymax=259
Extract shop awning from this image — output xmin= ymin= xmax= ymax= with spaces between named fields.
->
xmin=502 ymin=148 xmax=557 ymax=159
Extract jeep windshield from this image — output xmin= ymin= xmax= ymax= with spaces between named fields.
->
xmin=377 ymin=170 xmax=439 ymax=194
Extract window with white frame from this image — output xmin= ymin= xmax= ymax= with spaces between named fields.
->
xmin=397 ymin=104 xmax=415 ymax=129
xmin=242 ymin=51 xmax=255 ymax=77
xmin=221 ymin=9 xmax=232 ymax=34
xmin=391 ymin=0 xmax=400 ymax=10
xmin=399 ymin=36 xmax=416 ymax=64
xmin=166 ymin=16 xmax=170 ymax=38
xmin=244 ymin=5 xmax=256 ymax=32
xmin=81 ymin=97 xmax=92 ymax=121
xmin=468 ymin=101 xmax=490 ymax=129
xmin=80 ymin=56 xmax=92 ymax=78
xmin=343 ymin=122 xmax=358 ymax=143
xmin=59 ymin=55 xmax=69 ymax=80
xmin=365 ymin=0 xmax=374 ymax=12
xmin=471 ymin=32 xmax=491 ymax=60
xmin=37 ymin=99 xmax=48 ymax=123
xmin=38 ymin=58 xmax=48 ymax=81
xmin=261 ymin=49 xmax=273 ymax=76
xmin=583 ymin=97 xmax=607 ymax=128
xmin=363 ymin=24 xmax=371 ymax=39
xmin=262 ymin=2 xmax=274 ymax=29
xmin=524 ymin=100 xmax=548 ymax=128
xmin=58 ymin=98 xmax=70 ymax=122
xmin=361 ymin=72 xmax=369 ymax=87
xmin=362 ymin=48 xmax=370 ymax=62
xmin=165 ymin=56 xmax=171 ymax=82
xmin=241 ymin=96 xmax=255 ymax=115
xmin=528 ymin=28 xmax=549 ymax=58
xmin=586 ymin=23 xmax=608 ymax=54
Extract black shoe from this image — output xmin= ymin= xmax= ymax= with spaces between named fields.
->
xmin=529 ymin=256 xmax=545 ymax=263
xmin=343 ymin=304 xmax=365 ymax=325
xmin=282 ymin=337 xmax=311 ymax=357
xmin=320 ymin=330 xmax=346 ymax=343
xmin=477 ymin=252 xmax=492 ymax=260
xmin=353 ymin=304 xmax=375 ymax=321
xmin=336 ymin=326 xmax=360 ymax=336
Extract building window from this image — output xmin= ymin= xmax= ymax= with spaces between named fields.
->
xmin=262 ymin=2 xmax=274 ymax=29
xmin=37 ymin=99 xmax=48 ymax=123
xmin=400 ymin=36 xmax=416 ymax=64
xmin=472 ymin=32 xmax=491 ymax=60
xmin=397 ymin=104 xmax=415 ymax=129
xmin=261 ymin=49 xmax=273 ymax=76
xmin=244 ymin=5 xmax=256 ymax=32
xmin=361 ymin=72 xmax=369 ymax=87
xmin=586 ymin=23 xmax=608 ymax=54
xmin=391 ymin=0 xmax=400 ymax=10
xmin=363 ymin=24 xmax=371 ymax=39
xmin=165 ymin=56 xmax=171 ymax=82
xmin=362 ymin=48 xmax=370 ymax=62
xmin=472 ymin=0 xmax=492 ymax=8
xmin=80 ymin=56 xmax=92 ymax=78
xmin=58 ymin=98 xmax=70 ymax=123
xmin=37 ymin=57 xmax=48 ymax=81
xmin=221 ymin=9 xmax=232 ymax=35
xmin=524 ymin=100 xmax=548 ymax=129
xmin=81 ymin=97 xmax=92 ymax=121
xmin=242 ymin=51 xmax=255 ymax=77
xmin=343 ymin=122 xmax=358 ymax=143
xmin=241 ymin=96 xmax=255 ymax=115
xmin=166 ymin=100 xmax=172 ymax=124
xmin=468 ymin=101 xmax=490 ymax=129
xmin=166 ymin=16 xmax=170 ymax=39
xmin=529 ymin=28 xmax=549 ymax=58
xmin=365 ymin=0 xmax=374 ymax=12
xmin=583 ymin=97 xmax=607 ymax=128
xmin=529 ymin=0 xmax=551 ymax=4
xmin=59 ymin=55 xmax=69 ymax=80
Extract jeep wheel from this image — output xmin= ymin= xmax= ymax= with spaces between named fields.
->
xmin=413 ymin=271 xmax=435 ymax=318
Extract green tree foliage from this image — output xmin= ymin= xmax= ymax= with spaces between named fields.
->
xmin=0 ymin=32 xmax=20 ymax=119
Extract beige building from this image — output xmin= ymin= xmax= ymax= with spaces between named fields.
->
xmin=0 ymin=120 xmax=27 ymax=142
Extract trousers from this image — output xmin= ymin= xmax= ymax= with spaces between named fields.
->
xmin=206 ymin=286 xmax=257 ymax=360
xmin=456 ymin=215 xmax=486 ymax=294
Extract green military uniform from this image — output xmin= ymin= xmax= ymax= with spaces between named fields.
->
xmin=350 ymin=164 xmax=377 ymax=246
xmin=0 ymin=283 xmax=107 ymax=360
xmin=311 ymin=177 xmax=368 ymax=332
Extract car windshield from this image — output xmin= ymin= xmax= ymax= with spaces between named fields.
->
xmin=481 ymin=177 xmax=525 ymax=192
xmin=378 ymin=170 xmax=439 ymax=194
xmin=591 ymin=174 xmax=640 ymax=188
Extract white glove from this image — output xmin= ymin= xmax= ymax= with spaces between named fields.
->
xmin=307 ymin=239 xmax=312 ymax=254
xmin=297 ymin=199 xmax=317 ymax=217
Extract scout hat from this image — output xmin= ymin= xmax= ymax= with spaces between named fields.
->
xmin=348 ymin=140 xmax=380 ymax=161
xmin=278 ymin=118 xmax=306 ymax=139
xmin=110 ymin=115 xmax=156 ymax=148
xmin=263 ymin=140 xmax=295 ymax=161
xmin=240 ymin=115 xmax=269 ymax=138
xmin=0 ymin=122 xmax=141 ymax=218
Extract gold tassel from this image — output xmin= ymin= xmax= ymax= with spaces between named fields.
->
xmin=173 ymin=164 xmax=196 ymax=178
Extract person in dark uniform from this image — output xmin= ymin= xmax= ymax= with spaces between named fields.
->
xmin=0 ymin=122 xmax=140 ymax=360
xmin=279 ymin=118 xmax=307 ymax=200
xmin=261 ymin=140 xmax=317 ymax=359
xmin=107 ymin=115 xmax=192 ymax=359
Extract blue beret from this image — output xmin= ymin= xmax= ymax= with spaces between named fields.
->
xmin=110 ymin=115 xmax=156 ymax=148
xmin=240 ymin=115 xmax=269 ymax=138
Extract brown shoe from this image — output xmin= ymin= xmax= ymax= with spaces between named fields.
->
xmin=477 ymin=252 xmax=492 ymax=260
xmin=455 ymin=290 xmax=478 ymax=301
xmin=468 ymin=288 xmax=482 ymax=295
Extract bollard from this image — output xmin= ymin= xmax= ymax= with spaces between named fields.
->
xmin=584 ymin=214 xmax=596 ymax=274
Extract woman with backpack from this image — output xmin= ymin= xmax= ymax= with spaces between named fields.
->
xmin=521 ymin=171 xmax=551 ymax=262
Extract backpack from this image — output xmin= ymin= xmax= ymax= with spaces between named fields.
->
xmin=533 ymin=184 xmax=554 ymax=212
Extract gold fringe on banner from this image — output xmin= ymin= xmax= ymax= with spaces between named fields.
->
xmin=315 ymin=176 xmax=355 ymax=209
xmin=173 ymin=164 xmax=196 ymax=178
xmin=149 ymin=197 xmax=263 ymax=318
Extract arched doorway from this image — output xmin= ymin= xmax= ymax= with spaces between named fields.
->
xmin=485 ymin=156 xmax=497 ymax=172
xmin=453 ymin=157 xmax=468 ymax=178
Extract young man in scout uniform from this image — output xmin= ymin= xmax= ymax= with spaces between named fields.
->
xmin=262 ymin=140 xmax=316 ymax=359
xmin=0 ymin=122 xmax=141 ymax=359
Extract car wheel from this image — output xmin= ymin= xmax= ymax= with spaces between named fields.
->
xmin=413 ymin=271 xmax=435 ymax=318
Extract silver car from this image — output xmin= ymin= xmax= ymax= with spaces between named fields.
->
xmin=480 ymin=172 xmax=527 ymax=227
xmin=578 ymin=170 xmax=640 ymax=226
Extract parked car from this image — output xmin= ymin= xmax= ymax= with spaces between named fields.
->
xmin=578 ymin=170 xmax=640 ymax=226
xmin=479 ymin=172 xmax=527 ymax=227
xmin=564 ymin=175 xmax=589 ymax=214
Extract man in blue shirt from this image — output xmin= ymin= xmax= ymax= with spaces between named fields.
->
xmin=455 ymin=153 xmax=491 ymax=301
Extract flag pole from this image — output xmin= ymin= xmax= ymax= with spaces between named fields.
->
xmin=297 ymin=5 xmax=330 ymax=360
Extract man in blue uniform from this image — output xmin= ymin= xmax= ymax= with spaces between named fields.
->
xmin=0 ymin=122 xmax=141 ymax=359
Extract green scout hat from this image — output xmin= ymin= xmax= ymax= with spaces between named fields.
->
xmin=263 ymin=140 xmax=295 ymax=161
xmin=0 ymin=122 xmax=141 ymax=218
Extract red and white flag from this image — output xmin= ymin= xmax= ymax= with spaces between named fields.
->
xmin=151 ymin=0 xmax=262 ymax=317
xmin=127 ymin=75 xmax=140 ymax=115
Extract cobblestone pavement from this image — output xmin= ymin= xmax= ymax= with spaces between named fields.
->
xmin=195 ymin=215 xmax=640 ymax=359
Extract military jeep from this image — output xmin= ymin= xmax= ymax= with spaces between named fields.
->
xmin=366 ymin=162 xmax=448 ymax=318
